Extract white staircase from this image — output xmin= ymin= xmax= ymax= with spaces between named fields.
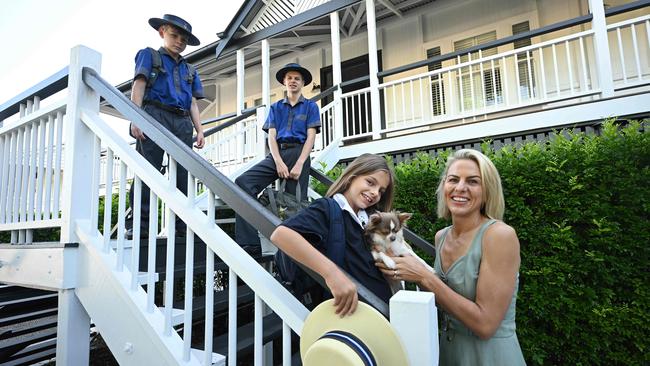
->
xmin=0 ymin=45 xmax=438 ymax=366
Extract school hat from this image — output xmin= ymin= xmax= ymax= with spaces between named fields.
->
xmin=149 ymin=14 xmax=200 ymax=46
xmin=276 ymin=63 xmax=313 ymax=86
xmin=300 ymin=299 xmax=409 ymax=366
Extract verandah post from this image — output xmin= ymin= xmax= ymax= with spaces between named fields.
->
xmin=589 ymin=0 xmax=615 ymax=97
xmin=366 ymin=0 xmax=382 ymax=140
xmin=260 ymin=39 xmax=270 ymax=156
xmin=330 ymin=11 xmax=344 ymax=143
xmin=237 ymin=49 xmax=246 ymax=162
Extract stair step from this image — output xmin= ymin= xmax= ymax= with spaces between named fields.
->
xmin=171 ymin=285 xmax=255 ymax=324
xmin=1 ymin=337 xmax=56 ymax=366
xmin=109 ymin=238 xmax=135 ymax=249
xmin=0 ymin=286 xmax=57 ymax=307
xmin=155 ymin=254 xmax=275 ymax=281
xmin=137 ymin=271 xmax=159 ymax=285
xmin=213 ymin=313 xmax=284 ymax=357
xmin=167 ymin=307 xmax=185 ymax=326
xmin=190 ymin=348 xmax=226 ymax=365
xmin=0 ymin=326 xmax=57 ymax=355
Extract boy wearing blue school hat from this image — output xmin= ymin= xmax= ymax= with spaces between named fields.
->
xmin=235 ymin=63 xmax=321 ymax=254
xmin=125 ymin=14 xmax=205 ymax=239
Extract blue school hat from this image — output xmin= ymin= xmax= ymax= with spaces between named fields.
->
xmin=276 ymin=63 xmax=313 ymax=86
xmin=149 ymin=14 xmax=200 ymax=46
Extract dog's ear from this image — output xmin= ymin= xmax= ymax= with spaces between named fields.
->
xmin=397 ymin=212 xmax=412 ymax=224
xmin=369 ymin=213 xmax=382 ymax=225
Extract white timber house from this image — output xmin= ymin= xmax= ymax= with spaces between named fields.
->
xmin=0 ymin=0 xmax=648 ymax=364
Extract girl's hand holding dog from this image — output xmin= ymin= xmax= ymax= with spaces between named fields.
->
xmin=324 ymin=269 xmax=358 ymax=317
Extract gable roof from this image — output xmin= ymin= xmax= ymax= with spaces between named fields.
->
xmin=215 ymin=0 xmax=362 ymax=60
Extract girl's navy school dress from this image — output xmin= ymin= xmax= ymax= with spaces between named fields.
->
xmin=280 ymin=196 xmax=393 ymax=304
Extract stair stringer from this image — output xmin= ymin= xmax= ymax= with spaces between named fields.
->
xmin=73 ymin=223 xmax=204 ymax=366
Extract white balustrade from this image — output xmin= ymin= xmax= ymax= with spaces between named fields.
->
xmin=0 ymin=100 xmax=67 ymax=241
xmin=80 ymin=102 xmax=309 ymax=365
xmin=201 ymin=115 xmax=260 ymax=176
xmin=374 ymin=30 xmax=598 ymax=138
xmin=608 ymin=14 xmax=650 ymax=89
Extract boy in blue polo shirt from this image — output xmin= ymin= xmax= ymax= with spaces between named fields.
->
xmin=125 ymin=14 xmax=206 ymax=239
xmin=235 ymin=63 xmax=321 ymax=253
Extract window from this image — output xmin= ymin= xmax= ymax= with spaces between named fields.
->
xmin=512 ymin=21 xmax=536 ymax=100
xmin=453 ymin=31 xmax=503 ymax=110
xmin=427 ymin=47 xmax=446 ymax=116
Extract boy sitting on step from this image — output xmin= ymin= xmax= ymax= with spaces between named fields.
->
xmin=235 ymin=63 xmax=321 ymax=254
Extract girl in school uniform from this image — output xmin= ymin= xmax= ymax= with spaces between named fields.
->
xmin=270 ymin=154 xmax=395 ymax=316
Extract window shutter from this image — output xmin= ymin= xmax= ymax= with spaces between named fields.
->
xmin=512 ymin=21 xmax=531 ymax=49
xmin=512 ymin=21 xmax=535 ymax=99
xmin=452 ymin=31 xmax=502 ymax=109
xmin=427 ymin=47 xmax=445 ymax=115
xmin=454 ymin=31 xmax=497 ymax=63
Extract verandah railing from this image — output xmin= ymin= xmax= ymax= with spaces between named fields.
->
xmin=328 ymin=9 xmax=649 ymax=143
xmin=0 ymin=96 xmax=67 ymax=244
xmin=608 ymin=14 xmax=650 ymax=89
xmin=338 ymin=28 xmax=603 ymax=140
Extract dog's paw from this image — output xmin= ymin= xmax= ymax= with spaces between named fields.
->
xmin=384 ymin=256 xmax=396 ymax=269
xmin=371 ymin=251 xmax=381 ymax=261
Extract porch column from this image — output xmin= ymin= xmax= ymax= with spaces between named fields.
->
xmin=365 ymin=0 xmax=382 ymax=139
xmin=330 ymin=12 xmax=344 ymax=142
xmin=236 ymin=49 xmax=245 ymax=161
xmin=236 ymin=49 xmax=246 ymax=115
xmin=58 ymin=44 xmax=102 ymax=366
xmin=261 ymin=39 xmax=271 ymax=110
xmin=589 ymin=0 xmax=615 ymax=97
xmin=259 ymin=40 xmax=270 ymax=155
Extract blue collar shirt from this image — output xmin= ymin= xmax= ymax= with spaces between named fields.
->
xmin=262 ymin=96 xmax=321 ymax=144
xmin=134 ymin=47 xmax=204 ymax=110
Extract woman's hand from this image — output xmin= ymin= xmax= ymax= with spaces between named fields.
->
xmin=376 ymin=255 xmax=429 ymax=284
xmin=324 ymin=269 xmax=358 ymax=317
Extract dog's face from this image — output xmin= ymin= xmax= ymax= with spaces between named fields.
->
xmin=363 ymin=211 xmax=412 ymax=252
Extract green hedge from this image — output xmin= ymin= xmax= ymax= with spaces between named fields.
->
xmin=391 ymin=120 xmax=649 ymax=365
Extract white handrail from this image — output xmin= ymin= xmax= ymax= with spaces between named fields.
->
xmin=606 ymin=13 xmax=650 ymax=29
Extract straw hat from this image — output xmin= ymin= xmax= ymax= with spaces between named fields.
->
xmin=300 ymin=299 xmax=409 ymax=366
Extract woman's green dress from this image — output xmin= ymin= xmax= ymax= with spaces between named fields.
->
xmin=434 ymin=219 xmax=526 ymax=365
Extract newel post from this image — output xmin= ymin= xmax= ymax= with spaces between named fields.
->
xmin=56 ymin=45 xmax=102 ymax=366
xmin=390 ymin=290 xmax=439 ymax=366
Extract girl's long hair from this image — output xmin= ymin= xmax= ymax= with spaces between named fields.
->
xmin=326 ymin=154 xmax=396 ymax=212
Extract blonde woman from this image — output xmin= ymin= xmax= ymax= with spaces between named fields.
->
xmin=377 ymin=149 xmax=526 ymax=365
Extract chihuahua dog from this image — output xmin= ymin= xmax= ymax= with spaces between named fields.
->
xmin=364 ymin=211 xmax=435 ymax=293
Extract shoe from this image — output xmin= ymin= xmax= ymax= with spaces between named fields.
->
xmin=241 ymin=245 xmax=262 ymax=257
